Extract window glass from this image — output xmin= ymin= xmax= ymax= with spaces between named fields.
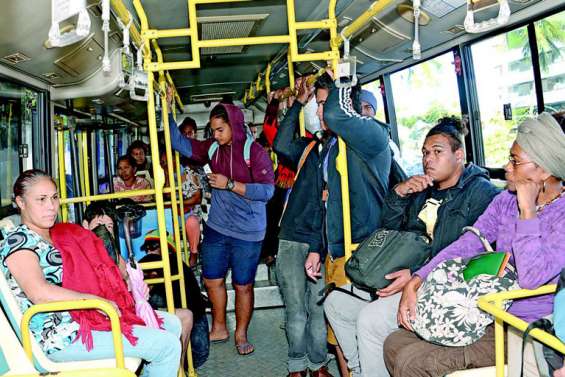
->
xmin=472 ymin=26 xmax=537 ymax=168
xmin=535 ymin=10 xmax=565 ymax=113
xmin=390 ymin=52 xmax=462 ymax=176
xmin=361 ymin=79 xmax=386 ymax=122
xmin=0 ymin=80 xmax=41 ymax=216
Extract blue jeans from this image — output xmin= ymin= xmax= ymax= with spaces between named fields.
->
xmin=276 ymin=239 xmax=329 ymax=372
xmin=201 ymin=224 xmax=262 ymax=285
xmin=190 ymin=314 xmax=210 ymax=369
xmin=49 ymin=311 xmax=181 ymax=377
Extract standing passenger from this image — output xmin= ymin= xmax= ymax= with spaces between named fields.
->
xmin=165 ymin=88 xmax=274 ymax=356
xmin=273 ymin=77 xmax=334 ymax=377
xmin=308 ymin=73 xmax=392 ymax=376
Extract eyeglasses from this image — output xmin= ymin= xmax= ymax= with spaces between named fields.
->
xmin=507 ymin=156 xmax=535 ymax=167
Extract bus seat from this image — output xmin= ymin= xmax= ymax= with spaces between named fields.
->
xmin=0 ymin=215 xmax=21 ymax=239
xmin=0 ymin=308 xmax=136 ymax=377
xmin=0 ymin=272 xmax=141 ymax=374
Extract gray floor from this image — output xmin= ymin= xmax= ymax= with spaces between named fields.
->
xmin=195 ymin=308 xmax=340 ymax=377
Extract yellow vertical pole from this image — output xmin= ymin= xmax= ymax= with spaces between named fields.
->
xmin=175 ymin=152 xmax=190 ymax=265
xmin=329 ymin=0 xmax=354 ymax=262
xmin=287 ymin=51 xmax=306 ymax=137
xmin=145 ymin=62 xmax=176 ymax=315
xmin=494 ymin=301 xmax=505 ymax=377
xmin=57 ymin=128 xmax=69 ymax=222
xmin=159 ymin=76 xmax=188 ymax=310
xmin=81 ymin=131 xmax=91 ymax=206
xmin=265 ymin=63 xmax=272 ymax=94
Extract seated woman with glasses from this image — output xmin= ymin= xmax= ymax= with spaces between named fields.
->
xmin=384 ymin=112 xmax=565 ymax=377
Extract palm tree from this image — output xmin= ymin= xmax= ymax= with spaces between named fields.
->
xmin=506 ymin=14 xmax=565 ymax=72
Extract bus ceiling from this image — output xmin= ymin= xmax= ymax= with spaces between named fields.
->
xmin=0 ymin=0 xmax=563 ymax=121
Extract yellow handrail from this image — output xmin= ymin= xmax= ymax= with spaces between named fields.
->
xmin=57 ymin=126 xmax=69 ymax=222
xmin=21 ymin=299 xmax=126 ymax=369
xmin=477 ymin=285 xmax=565 ymax=377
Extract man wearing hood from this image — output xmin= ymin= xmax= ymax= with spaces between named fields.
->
xmin=324 ymin=117 xmax=500 ymax=377
xmin=273 ymin=75 xmax=335 ymax=377
xmin=167 ymin=90 xmax=274 ymax=356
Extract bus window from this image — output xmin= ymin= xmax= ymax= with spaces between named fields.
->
xmin=535 ymin=10 xmax=565 ymax=113
xmin=390 ymin=51 xmax=462 ymax=176
xmin=0 ymin=80 xmax=40 ymax=217
xmin=362 ymin=79 xmax=386 ymax=123
xmin=471 ymin=26 xmax=537 ymax=168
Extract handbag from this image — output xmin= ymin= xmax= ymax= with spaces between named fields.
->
xmin=345 ymin=228 xmax=432 ymax=292
xmin=411 ymin=226 xmax=518 ymax=347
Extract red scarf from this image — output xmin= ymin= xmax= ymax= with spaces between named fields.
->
xmin=51 ymin=223 xmax=146 ymax=350
xmin=262 ymin=99 xmax=296 ymax=189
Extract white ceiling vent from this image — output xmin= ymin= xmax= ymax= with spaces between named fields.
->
xmin=198 ymin=14 xmax=269 ymax=55
xmin=190 ymin=91 xmax=236 ymax=103
xmin=2 ymin=52 xmax=31 ymax=65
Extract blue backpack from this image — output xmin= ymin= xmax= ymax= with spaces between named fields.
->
xmin=207 ymin=135 xmax=255 ymax=168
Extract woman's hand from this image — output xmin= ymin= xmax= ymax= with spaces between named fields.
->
xmin=296 ymin=76 xmax=315 ymax=106
xmin=515 ymin=179 xmax=542 ymax=219
xmin=208 ymin=173 xmax=229 ymax=189
xmin=397 ymin=276 xmax=422 ymax=331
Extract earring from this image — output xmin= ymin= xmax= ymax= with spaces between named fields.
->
xmin=542 ymin=180 xmax=547 ymax=193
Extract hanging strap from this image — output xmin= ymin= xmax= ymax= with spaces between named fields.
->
xmin=278 ymin=141 xmax=317 ymax=226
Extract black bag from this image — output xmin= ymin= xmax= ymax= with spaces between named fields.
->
xmin=345 ymin=229 xmax=431 ymax=291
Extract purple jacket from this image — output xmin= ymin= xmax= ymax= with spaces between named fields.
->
xmin=416 ymin=190 xmax=565 ymax=322
xmin=168 ymin=105 xmax=275 ymax=241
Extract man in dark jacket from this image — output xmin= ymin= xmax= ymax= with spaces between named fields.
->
xmin=324 ymin=117 xmax=500 ymax=377
xmin=273 ymin=76 xmax=334 ymax=377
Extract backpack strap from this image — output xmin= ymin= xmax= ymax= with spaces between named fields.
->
xmin=243 ymin=136 xmax=254 ymax=168
xmin=317 ymin=282 xmax=377 ymax=305
xmin=208 ymin=141 xmax=219 ymax=161
xmin=278 ymin=140 xmax=317 ymax=226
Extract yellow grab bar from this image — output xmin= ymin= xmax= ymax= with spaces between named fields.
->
xmin=21 ymin=299 xmax=126 ymax=369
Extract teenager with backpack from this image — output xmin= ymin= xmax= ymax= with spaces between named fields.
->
xmin=166 ymin=88 xmax=274 ymax=356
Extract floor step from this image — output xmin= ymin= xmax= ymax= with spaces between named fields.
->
xmin=225 ymin=280 xmax=283 ymax=311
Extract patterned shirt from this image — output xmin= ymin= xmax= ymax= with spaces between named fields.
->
xmin=113 ymin=176 xmax=152 ymax=202
xmin=181 ymin=166 xmax=210 ymax=220
xmin=0 ymin=225 xmax=79 ymax=354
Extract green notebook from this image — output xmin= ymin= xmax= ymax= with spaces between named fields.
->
xmin=462 ymin=252 xmax=510 ymax=281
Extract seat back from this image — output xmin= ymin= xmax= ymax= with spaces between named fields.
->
xmin=0 ymin=307 xmax=38 ymax=375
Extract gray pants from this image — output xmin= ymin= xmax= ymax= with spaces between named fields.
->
xmin=324 ymin=285 xmax=401 ymax=377
xmin=276 ymin=239 xmax=329 ymax=373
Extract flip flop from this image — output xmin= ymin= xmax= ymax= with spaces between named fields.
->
xmin=235 ymin=342 xmax=254 ymax=356
xmin=210 ymin=336 xmax=229 ymax=344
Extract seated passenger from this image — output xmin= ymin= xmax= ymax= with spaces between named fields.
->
xmin=384 ymin=112 xmax=565 ymax=377
xmin=138 ymin=229 xmax=209 ymax=368
xmin=113 ymin=155 xmax=152 ymax=202
xmin=1 ymin=169 xmax=181 ymax=377
xmin=128 ymin=140 xmax=151 ymax=179
xmin=324 ymin=117 xmax=499 ymax=377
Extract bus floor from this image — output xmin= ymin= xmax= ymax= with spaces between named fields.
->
xmin=197 ymin=308 xmax=340 ymax=377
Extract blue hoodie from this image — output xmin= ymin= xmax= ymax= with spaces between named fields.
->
xmin=168 ymin=106 xmax=274 ymax=242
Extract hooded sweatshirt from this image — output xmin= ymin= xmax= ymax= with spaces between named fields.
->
xmin=168 ymin=105 xmax=275 ymax=241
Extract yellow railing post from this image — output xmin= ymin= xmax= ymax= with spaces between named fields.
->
xmin=21 ymin=299 xmax=126 ymax=369
xmin=57 ymin=126 xmax=69 ymax=222
xmin=81 ymin=131 xmax=92 ymax=206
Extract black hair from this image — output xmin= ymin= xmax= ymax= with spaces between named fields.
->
xmin=256 ymin=131 xmax=269 ymax=148
xmin=552 ymin=112 xmax=565 ymax=134
xmin=314 ymin=72 xmax=333 ymax=92
xmin=13 ymin=169 xmax=56 ymax=200
xmin=117 ymin=154 xmax=137 ymax=169
xmin=209 ymin=104 xmax=230 ymax=125
xmin=425 ymin=116 xmax=469 ymax=151
xmin=179 ymin=116 xmax=197 ymax=133
xmin=127 ymin=140 xmax=148 ymax=156
xmin=84 ymin=201 xmax=117 ymax=226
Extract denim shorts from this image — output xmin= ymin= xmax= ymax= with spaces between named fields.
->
xmin=201 ymin=224 xmax=262 ymax=285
